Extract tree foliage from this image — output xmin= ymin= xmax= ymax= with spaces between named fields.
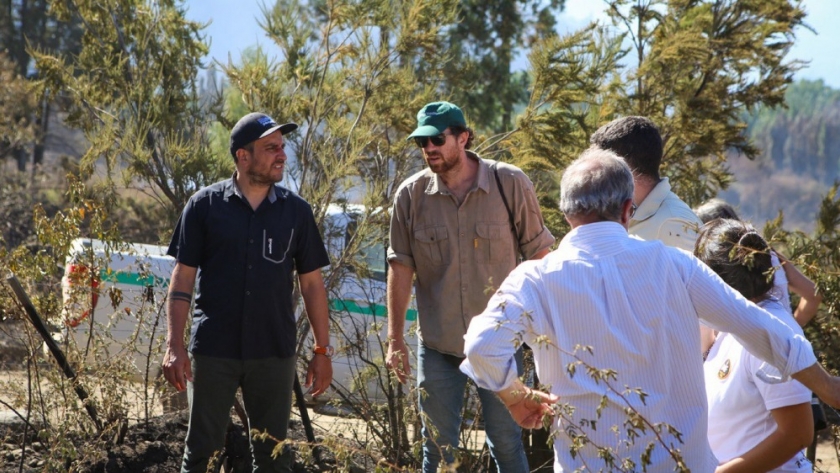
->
xmin=595 ymin=0 xmax=807 ymax=207
xmin=468 ymin=0 xmax=808 ymax=242
xmin=0 ymin=0 xmax=84 ymax=170
xmin=0 ymin=0 xmax=83 ymax=76
xmin=441 ymin=0 xmax=566 ymax=133
xmin=0 ymin=51 xmax=37 ymax=161
xmin=762 ymin=190 xmax=840 ymax=376
xmin=32 ymin=0 xmax=224 ymax=223
xmin=499 ymin=24 xmax=625 ymax=234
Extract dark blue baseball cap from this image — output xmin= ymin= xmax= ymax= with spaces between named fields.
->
xmin=230 ymin=112 xmax=298 ymax=158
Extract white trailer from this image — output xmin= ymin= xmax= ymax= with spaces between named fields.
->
xmin=59 ymin=205 xmax=417 ymax=404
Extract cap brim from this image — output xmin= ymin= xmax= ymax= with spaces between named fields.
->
xmin=407 ymin=124 xmax=446 ymax=140
xmin=260 ymin=122 xmax=299 ymax=139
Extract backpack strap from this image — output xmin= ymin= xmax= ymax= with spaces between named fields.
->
xmin=492 ymin=161 xmax=526 ymax=261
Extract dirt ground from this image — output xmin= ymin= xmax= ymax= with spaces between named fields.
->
xmin=0 ymin=317 xmax=358 ymax=473
xmin=0 ymin=367 xmax=360 ymax=472
xmin=0 ymin=406 xmax=349 ymax=472
xmin=2 ymin=366 xmax=838 ymax=473
xmin=815 ymin=430 xmax=840 ymax=473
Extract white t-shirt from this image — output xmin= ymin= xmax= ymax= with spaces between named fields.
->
xmin=705 ymin=298 xmax=812 ymax=472
xmin=771 ymin=251 xmax=793 ymax=312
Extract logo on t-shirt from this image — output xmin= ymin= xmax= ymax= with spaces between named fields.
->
xmin=718 ymin=359 xmax=731 ymax=379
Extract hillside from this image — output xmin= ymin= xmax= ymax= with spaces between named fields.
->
xmin=722 ymin=80 xmax=840 ymax=233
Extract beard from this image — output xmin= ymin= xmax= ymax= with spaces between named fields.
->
xmin=246 ymin=164 xmax=283 ymax=186
xmin=425 ymin=149 xmax=459 ymax=175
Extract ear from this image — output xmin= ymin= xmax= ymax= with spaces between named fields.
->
xmin=236 ymin=148 xmax=249 ymax=163
xmin=456 ymin=130 xmax=468 ymax=148
xmin=619 ymin=199 xmax=634 ymax=227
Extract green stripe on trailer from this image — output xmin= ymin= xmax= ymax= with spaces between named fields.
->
xmin=330 ymin=299 xmax=417 ymax=321
xmin=98 ymin=270 xmax=167 ymax=287
xmin=93 ymin=269 xmax=416 ymax=321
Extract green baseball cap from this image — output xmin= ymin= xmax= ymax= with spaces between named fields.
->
xmin=407 ymin=101 xmax=466 ymax=139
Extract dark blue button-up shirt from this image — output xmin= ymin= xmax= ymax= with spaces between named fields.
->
xmin=167 ymin=176 xmax=330 ymax=359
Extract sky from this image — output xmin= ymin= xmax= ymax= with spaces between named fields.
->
xmin=185 ymin=0 xmax=840 ymax=89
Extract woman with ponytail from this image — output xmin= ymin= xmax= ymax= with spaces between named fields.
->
xmin=695 ymin=218 xmax=813 ymax=473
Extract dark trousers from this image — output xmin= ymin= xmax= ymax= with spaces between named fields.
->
xmin=181 ymin=354 xmax=297 ymax=473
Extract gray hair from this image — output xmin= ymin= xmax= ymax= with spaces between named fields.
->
xmin=560 ymin=148 xmax=634 ymax=221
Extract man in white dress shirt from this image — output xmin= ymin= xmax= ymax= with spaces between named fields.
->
xmin=460 ymin=148 xmax=840 ymax=472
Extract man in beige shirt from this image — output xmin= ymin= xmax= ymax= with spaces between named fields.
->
xmin=590 ymin=116 xmax=701 ymax=252
xmin=386 ymin=101 xmax=555 ymax=472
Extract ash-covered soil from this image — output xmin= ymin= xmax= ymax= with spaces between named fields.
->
xmin=1 ymin=407 xmax=348 ymax=472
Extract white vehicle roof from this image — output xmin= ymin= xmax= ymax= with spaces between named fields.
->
xmin=67 ymin=238 xmax=174 ymax=283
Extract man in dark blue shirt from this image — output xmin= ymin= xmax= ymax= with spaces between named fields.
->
xmin=163 ymin=112 xmax=333 ymax=473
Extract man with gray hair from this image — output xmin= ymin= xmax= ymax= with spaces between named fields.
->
xmin=460 ymin=148 xmax=840 ymax=472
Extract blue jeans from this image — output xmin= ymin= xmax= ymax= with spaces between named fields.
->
xmin=417 ymin=342 xmax=528 ymax=473
xmin=181 ymin=354 xmax=296 ymax=473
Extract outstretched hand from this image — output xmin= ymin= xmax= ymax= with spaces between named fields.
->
xmin=499 ymin=381 xmax=559 ymax=430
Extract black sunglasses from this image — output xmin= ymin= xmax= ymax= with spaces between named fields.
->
xmin=414 ymin=132 xmax=451 ymax=148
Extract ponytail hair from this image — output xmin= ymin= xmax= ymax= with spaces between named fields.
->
xmin=694 ymin=219 xmax=774 ymax=300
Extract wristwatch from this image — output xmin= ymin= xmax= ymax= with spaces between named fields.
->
xmin=313 ymin=344 xmax=334 ymax=358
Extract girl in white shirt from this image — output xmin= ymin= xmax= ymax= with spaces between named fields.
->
xmin=694 ymin=199 xmax=821 ymax=328
xmin=695 ymin=218 xmax=813 ymax=473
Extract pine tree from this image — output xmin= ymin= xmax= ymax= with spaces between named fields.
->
xmin=441 ymin=0 xmax=566 ymax=133
xmin=0 ymin=52 xmax=36 ymax=163
xmin=602 ymin=0 xmax=807 ymax=206
xmin=33 ymin=0 xmax=221 ymax=220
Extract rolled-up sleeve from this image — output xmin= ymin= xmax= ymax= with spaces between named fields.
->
xmin=509 ymin=170 xmax=555 ymax=258
xmin=461 ymin=278 xmax=531 ymax=391
xmin=387 ymin=186 xmax=416 ymax=270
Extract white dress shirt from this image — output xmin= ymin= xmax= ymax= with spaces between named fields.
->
xmin=461 ymin=221 xmax=816 ymax=473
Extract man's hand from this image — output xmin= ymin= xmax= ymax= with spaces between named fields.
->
xmin=386 ymin=338 xmax=411 ymax=384
xmin=498 ymin=380 xmax=559 ymax=430
xmin=305 ymin=354 xmax=333 ymax=397
xmin=162 ymin=344 xmax=192 ymax=392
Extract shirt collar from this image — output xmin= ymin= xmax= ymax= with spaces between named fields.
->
xmin=226 ymin=171 xmax=285 ymax=204
xmin=559 ymin=221 xmax=631 ymax=256
xmin=632 ymin=177 xmax=672 ymax=223
xmin=424 ymin=151 xmax=491 ymax=196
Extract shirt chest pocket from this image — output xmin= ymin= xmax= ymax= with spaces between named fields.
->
xmin=475 ymin=222 xmax=511 ymax=264
xmin=263 ymin=227 xmax=295 ymax=264
xmin=414 ymin=226 xmax=450 ymax=266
